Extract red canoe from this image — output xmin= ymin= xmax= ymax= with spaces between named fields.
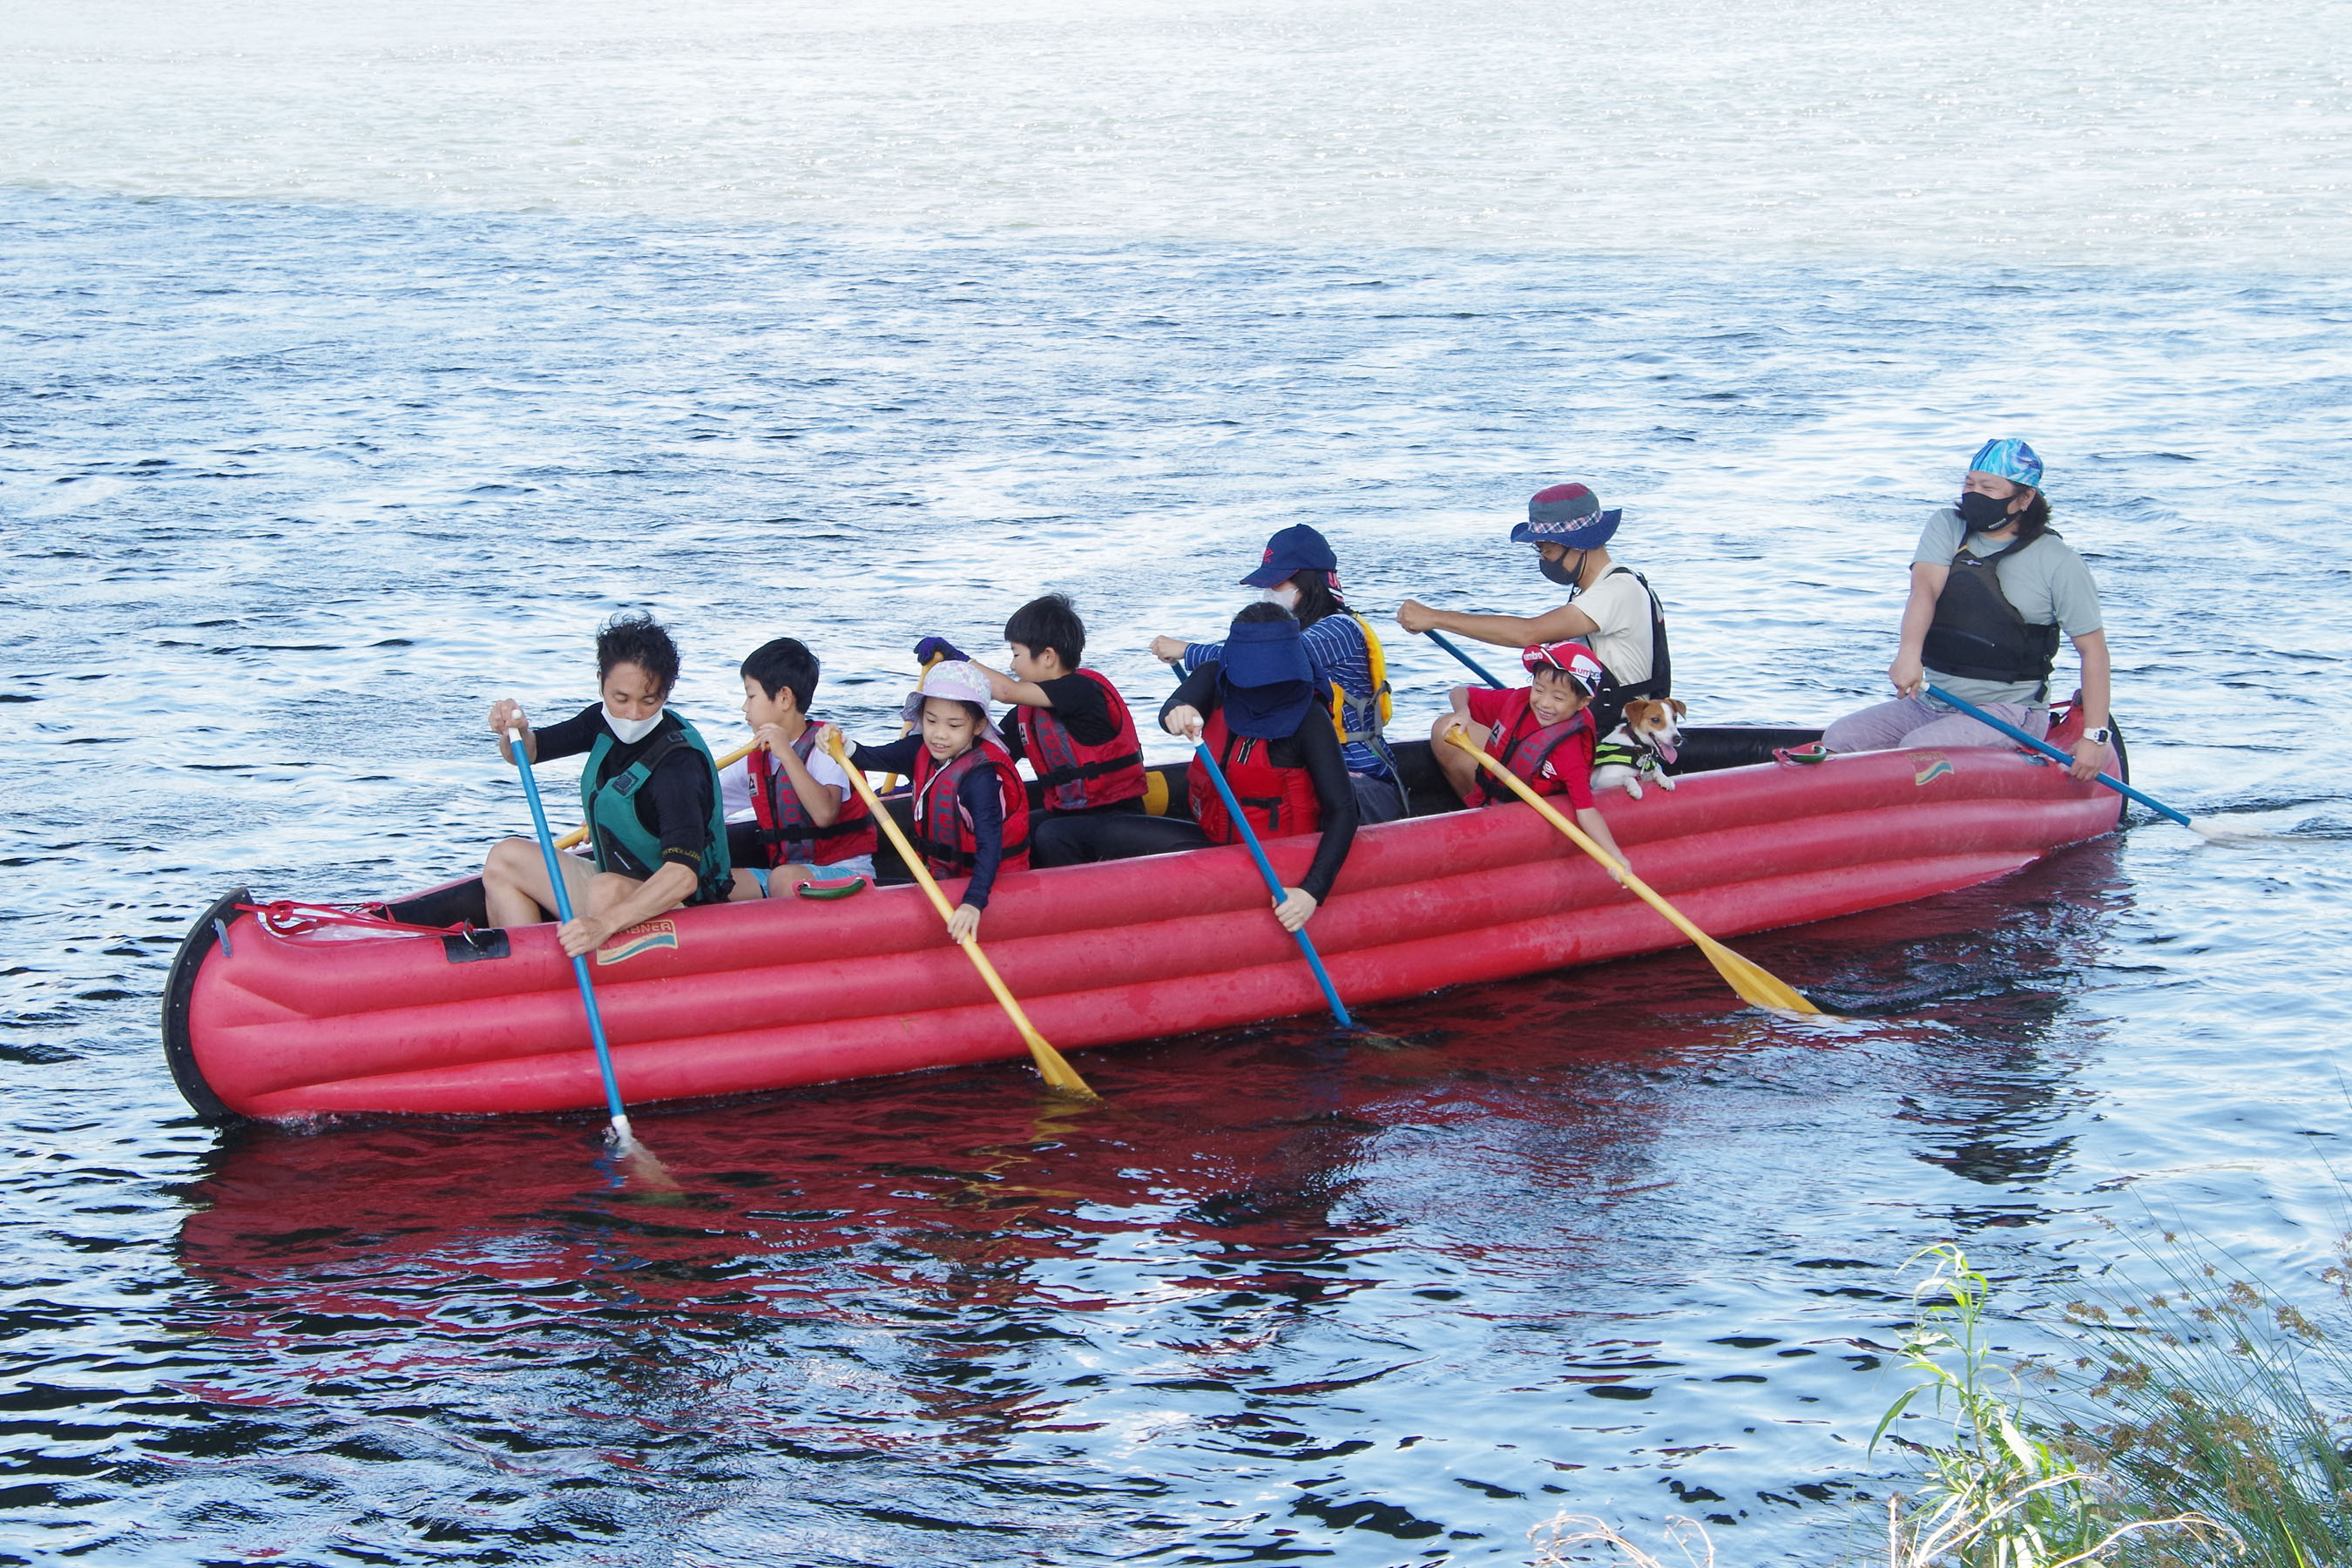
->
xmin=162 ymin=724 xmax=2124 ymax=1121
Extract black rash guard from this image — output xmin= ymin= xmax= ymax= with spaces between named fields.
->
xmin=1163 ymin=661 xmax=1360 ymax=903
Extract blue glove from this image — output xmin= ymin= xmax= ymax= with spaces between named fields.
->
xmin=914 ymin=636 xmax=967 ymax=666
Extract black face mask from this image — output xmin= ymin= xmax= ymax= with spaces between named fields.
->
xmin=1956 ymin=491 xmax=2013 ymax=532
xmin=1538 ymin=550 xmax=1583 ymax=587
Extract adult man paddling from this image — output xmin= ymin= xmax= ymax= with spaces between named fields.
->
xmin=1396 ymin=482 xmax=1670 ymax=733
xmin=1820 ymin=438 xmax=2112 ymax=781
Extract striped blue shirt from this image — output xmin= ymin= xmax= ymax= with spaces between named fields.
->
xmin=1182 ymin=612 xmax=1394 ymax=779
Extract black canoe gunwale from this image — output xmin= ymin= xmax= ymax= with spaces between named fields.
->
xmin=164 ymin=886 xmax=248 ymax=1122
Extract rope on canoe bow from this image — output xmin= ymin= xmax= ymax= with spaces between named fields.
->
xmin=234 ymin=900 xmax=480 ymax=940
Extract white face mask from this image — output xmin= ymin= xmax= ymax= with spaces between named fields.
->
xmin=603 ymin=706 xmax=664 ymax=744
xmin=1261 ymin=584 xmax=1302 ymax=612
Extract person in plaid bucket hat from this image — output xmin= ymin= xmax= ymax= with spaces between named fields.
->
xmin=1395 ymin=480 xmax=1673 ymax=735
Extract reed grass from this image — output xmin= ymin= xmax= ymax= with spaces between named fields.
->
xmin=2053 ymin=1230 xmax=2352 ymax=1567
xmin=1529 ymin=1233 xmax=2352 ymax=1568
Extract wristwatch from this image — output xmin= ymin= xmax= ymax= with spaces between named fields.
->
xmin=2080 ymin=727 xmax=2112 ymax=746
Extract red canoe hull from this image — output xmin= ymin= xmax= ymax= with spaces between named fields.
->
xmin=167 ymin=746 xmax=2121 ymax=1119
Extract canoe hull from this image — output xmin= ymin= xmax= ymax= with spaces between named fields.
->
xmin=167 ymin=745 xmax=2121 ymax=1119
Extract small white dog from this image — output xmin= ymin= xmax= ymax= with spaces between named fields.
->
xmin=1589 ymin=699 xmax=1686 ymax=800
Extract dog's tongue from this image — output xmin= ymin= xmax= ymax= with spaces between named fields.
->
xmin=1654 ymin=738 xmax=1679 ymax=764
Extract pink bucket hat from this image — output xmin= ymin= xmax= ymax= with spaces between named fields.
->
xmin=899 ymin=660 xmax=1001 ymax=740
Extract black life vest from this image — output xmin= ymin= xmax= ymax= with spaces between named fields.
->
xmin=1920 ymin=531 xmax=2065 ymax=696
xmin=746 ymin=725 xmax=877 ymax=867
xmin=909 ymin=739 xmax=1031 ymax=879
xmin=1187 ymin=710 xmax=1322 ymax=845
xmin=1014 ymin=670 xmax=1148 ymax=814
xmin=1588 ymin=565 xmax=1672 ymax=735
xmin=579 ymin=712 xmax=733 ymax=905
xmin=1477 ymin=693 xmax=1594 ymax=805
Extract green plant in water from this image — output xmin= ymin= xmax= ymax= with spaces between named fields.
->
xmin=2058 ymin=1228 xmax=2352 ymax=1567
xmin=1876 ymin=1243 xmax=2228 ymax=1568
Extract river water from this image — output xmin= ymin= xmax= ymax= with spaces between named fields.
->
xmin=5 ymin=1 xmax=2352 ymax=1563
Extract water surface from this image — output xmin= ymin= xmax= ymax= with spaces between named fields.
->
xmin=4 ymin=3 xmax=2352 ymax=1561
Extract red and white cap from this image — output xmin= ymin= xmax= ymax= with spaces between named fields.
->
xmin=1522 ymin=640 xmax=1605 ymax=694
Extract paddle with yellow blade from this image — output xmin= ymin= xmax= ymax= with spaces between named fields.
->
xmin=1442 ymin=730 xmax=1822 ymax=1017
xmin=824 ymin=728 xmax=1100 ymax=1101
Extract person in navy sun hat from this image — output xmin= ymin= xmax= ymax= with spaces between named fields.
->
xmin=1150 ymin=522 xmax=1408 ymax=825
xmin=1396 ymin=480 xmax=1672 ymax=736
xmin=1238 ymin=523 xmax=1341 ymax=589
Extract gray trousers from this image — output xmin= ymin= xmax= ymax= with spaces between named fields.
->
xmin=1821 ymin=695 xmax=2049 ymax=754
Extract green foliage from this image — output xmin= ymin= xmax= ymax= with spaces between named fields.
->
xmin=2057 ymin=1230 xmax=2352 ymax=1567
xmin=1877 ymin=1243 xmax=2119 ymax=1568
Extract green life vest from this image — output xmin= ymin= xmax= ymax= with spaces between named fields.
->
xmin=580 ymin=712 xmax=733 ymax=904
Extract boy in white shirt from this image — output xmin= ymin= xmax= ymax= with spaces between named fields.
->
xmin=721 ymin=639 xmax=878 ymax=897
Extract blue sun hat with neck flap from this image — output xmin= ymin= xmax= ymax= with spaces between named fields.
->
xmin=1510 ymin=482 xmax=1622 ymax=550
xmin=1216 ymin=612 xmax=1317 ymax=738
xmin=1968 ymin=438 xmax=2044 ymax=490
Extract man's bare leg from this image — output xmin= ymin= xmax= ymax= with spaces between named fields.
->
xmin=483 ymin=836 xmax=596 ymax=927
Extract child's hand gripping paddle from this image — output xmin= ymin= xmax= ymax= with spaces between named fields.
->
xmin=824 ymin=730 xmax=1099 ymax=1102
xmin=504 ymin=727 xmax=679 ymax=1180
xmin=1442 ymin=729 xmax=1821 ymax=1016
xmin=1921 ymin=683 xmax=2254 ymax=842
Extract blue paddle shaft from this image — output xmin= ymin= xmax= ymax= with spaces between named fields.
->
xmin=1425 ymin=628 xmax=1507 ymax=690
xmin=507 ymin=730 xmax=631 ymax=1125
xmin=1921 ymin=685 xmax=2190 ymax=828
xmin=1190 ymin=739 xmax=1356 ymax=1031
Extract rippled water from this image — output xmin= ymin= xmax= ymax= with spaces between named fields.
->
xmin=7 ymin=3 xmax=2352 ymax=1562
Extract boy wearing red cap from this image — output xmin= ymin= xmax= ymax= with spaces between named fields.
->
xmin=1431 ymin=641 xmax=1632 ymax=872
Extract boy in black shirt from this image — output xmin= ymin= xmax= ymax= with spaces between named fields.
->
xmin=915 ymin=593 xmax=1152 ymax=868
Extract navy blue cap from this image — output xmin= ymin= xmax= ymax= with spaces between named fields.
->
xmin=1240 ymin=524 xmax=1340 ymax=589
xmin=1510 ymin=483 xmax=1622 ymax=549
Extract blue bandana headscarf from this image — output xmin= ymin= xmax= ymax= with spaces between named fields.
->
xmin=1217 ymin=615 xmax=1316 ymax=739
xmin=1968 ymin=438 xmax=2044 ymax=490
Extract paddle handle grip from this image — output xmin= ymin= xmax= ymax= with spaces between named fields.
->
xmin=1191 ymin=740 xmax=1355 ymax=1031
xmin=1425 ymin=629 xmax=1508 ymax=690
xmin=1920 ymin=684 xmax=2188 ymax=828
xmin=508 ymin=728 xmax=631 ymax=1128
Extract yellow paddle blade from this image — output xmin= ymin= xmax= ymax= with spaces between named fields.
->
xmin=828 ymin=729 xmax=1101 ymax=1100
xmin=1444 ymin=730 xmax=1821 ymax=1017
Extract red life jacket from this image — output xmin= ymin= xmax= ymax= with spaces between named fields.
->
xmin=1014 ymin=669 xmax=1148 ymax=814
xmin=1477 ymin=692 xmax=1593 ymax=805
xmin=747 ymin=726 xmax=877 ymax=867
xmin=1187 ymin=709 xmax=1322 ymax=846
xmin=909 ymin=739 xmax=1031 ymax=879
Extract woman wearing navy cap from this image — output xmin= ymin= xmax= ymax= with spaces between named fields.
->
xmin=1152 ymin=524 xmax=1407 ymax=824
xmin=1820 ymin=439 xmax=2112 ymax=779
xmin=1056 ymin=604 xmax=1362 ymax=931
xmin=1396 ymin=483 xmax=1672 ymax=736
